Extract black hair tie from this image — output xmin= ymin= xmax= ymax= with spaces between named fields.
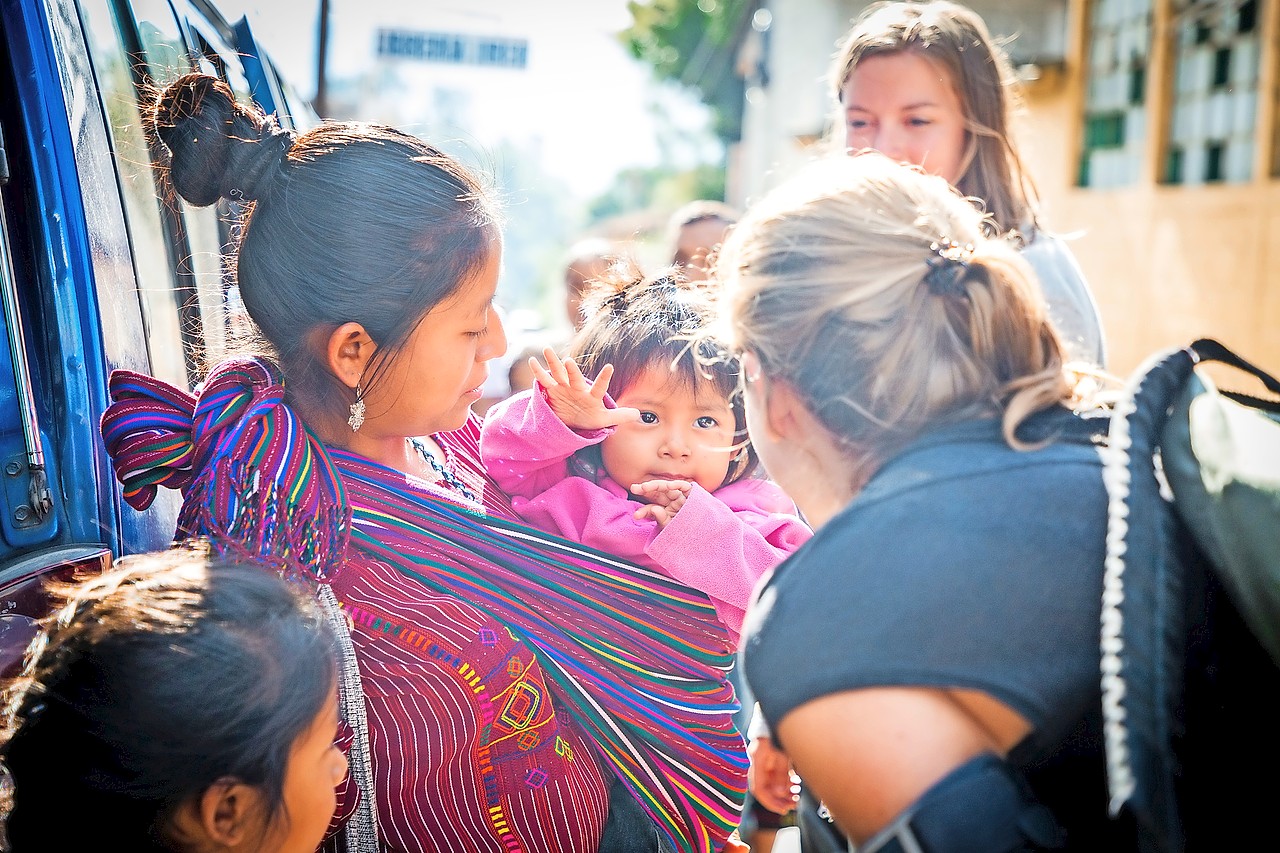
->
xmin=605 ymin=290 xmax=630 ymax=314
xmin=924 ymin=239 xmax=973 ymax=297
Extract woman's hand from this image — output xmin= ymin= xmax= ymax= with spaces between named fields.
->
xmin=530 ymin=347 xmax=639 ymax=431
xmin=747 ymin=734 xmax=800 ymax=815
xmin=631 ymin=479 xmax=690 ymax=527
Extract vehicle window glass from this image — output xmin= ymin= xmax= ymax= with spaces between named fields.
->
xmin=76 ymin=0 xmax=191 ymax=388
xmin=133 ymin=5 xmax=236 ymax=372
xmin=44 ymin=0 xmax=150 ymax=376
xmin=185 ymin=19 xmax=271 ymax=364
xmin=269 ymin=56 xmax=321 ymax=132
xmin=178 ymin=198 xmax=235 ymax=371
xmin=131 ymin=0 xmax=188 ymax=81
xmin=188 ymin=21 xmax=253 ymax=105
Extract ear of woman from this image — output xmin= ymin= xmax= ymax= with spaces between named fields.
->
xmin=745 ymin=373 xmax=862 ymax=529
xmin=324 ymin=322 xmax=376 ymax=390
xmin=167 ymin=777 xmax=266 ymax=850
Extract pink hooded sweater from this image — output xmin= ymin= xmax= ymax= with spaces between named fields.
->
xmin=481 ymin=387 xmax=812 ymax=643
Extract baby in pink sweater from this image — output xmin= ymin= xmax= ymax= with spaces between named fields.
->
xmin=481 ymin=265 xmax=811 ymax=643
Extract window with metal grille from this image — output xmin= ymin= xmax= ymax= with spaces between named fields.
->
xmin=1165 ymin=0 xmax=1261 ymax=185
xmin=1079 ymin=0 xmax=1154 ymax=188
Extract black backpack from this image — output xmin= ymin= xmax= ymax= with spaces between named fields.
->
xmin=1100 ymin=338 xmax=1280 ymax=853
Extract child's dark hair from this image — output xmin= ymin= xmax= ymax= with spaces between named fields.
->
xmin=0 ymin=540 xmax=338 ymax=852
xmin=569 ymin=263 xmax=758 ymax=485
xmin=146 ymin=73 xmax=500 ymax=423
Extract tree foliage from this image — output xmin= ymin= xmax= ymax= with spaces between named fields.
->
xmin=586 ymin=163 xmax=725 ymax=225
xmin=622 ymin=0 xmax=754 ymax=143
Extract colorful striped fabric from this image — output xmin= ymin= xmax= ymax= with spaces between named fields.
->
xmin=102 ymin=359 xmax=349 ymax=584
xmin=102 ymin=357 xmax=747 ymax=853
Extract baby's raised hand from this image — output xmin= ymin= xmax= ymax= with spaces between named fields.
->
xmin=631 ymin=479 xmax=691 ymax=528
xmin=530 ymin=347 xmax=639 ymax=431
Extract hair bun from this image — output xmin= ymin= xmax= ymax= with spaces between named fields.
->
xmin=149 ymin=73 xmax=295 ymax=206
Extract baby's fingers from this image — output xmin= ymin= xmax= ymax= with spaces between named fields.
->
xmin=530 ymin=356 xmax=558 ymax=390
xmin=540 ymin=346 xmax=569 ymax=385
xmin=630 ymin=481 xmax=662 ymax=500
xmin=631 ymin=480 xmax=688 ymax=506
xmin=634 ymin=504 xmax=673 ymax=527
xmin=604 ymin=405 xmax=641 ymax=427
xmin=590 ymin=363 xmax=616 ymax=400
xmin=632 ymin=479 xmax=690 ymax=494
xmin=561 ymin=356 xmax=591 ymax=391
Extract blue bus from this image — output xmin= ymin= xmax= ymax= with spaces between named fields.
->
xmin=0 ymin=0 xmax=316 ymax=669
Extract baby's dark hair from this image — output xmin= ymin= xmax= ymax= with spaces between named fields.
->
xmin=569 ymin=263 xmax=758 ymax=485
xmin=146 ymin=73 xmax=499 ymax=424
xmin=0 ymin=540 xmax=338 ymax=852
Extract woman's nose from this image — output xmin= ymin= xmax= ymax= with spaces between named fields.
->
xmin=480 ymin=305 xmax=509 ymax=361
xmin=872 ymin=126 xmax=902 ymax=159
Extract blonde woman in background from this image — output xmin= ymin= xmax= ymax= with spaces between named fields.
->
xmin=830 ymin=0 xmax=1105 ymax=368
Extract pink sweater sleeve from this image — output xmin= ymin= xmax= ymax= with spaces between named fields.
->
xmin=480 ymin=386 xmax=610 ymax=500
xmin=645 ymin=478 xmax=812 ymax=642
xmin=514 ymin=477 xmax=665 ymax=568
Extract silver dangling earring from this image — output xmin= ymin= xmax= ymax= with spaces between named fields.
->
xmin=348 ymin=382 xmax=366 ymax=433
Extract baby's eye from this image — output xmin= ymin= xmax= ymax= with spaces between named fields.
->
xmin=639 ymin=411 xmax=658 ymax=424
xmin=695 ymin=416 xmax=718 ymax=429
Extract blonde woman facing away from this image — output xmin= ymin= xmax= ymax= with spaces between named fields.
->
xmin=718 ymin=152 xmax=1125 ymax=851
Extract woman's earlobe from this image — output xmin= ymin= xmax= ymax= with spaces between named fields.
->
xmin=166 ymin=777 xmax=257 ymax=848
xmin=761 ymin=377 xmax=807 ymax=444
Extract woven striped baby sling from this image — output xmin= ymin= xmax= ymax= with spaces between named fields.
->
xmin=101 ymin=357 xmax=747 ymax=853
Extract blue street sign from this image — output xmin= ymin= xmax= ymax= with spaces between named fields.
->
xmin=377 ymin=28 xmax=529 ymax=69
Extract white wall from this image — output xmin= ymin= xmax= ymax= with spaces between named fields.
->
xmin=730 ymin=0 xmax=856 ymax=208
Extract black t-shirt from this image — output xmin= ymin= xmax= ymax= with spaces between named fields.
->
xmin=742 ymin=408 xmax=1122 ymax=846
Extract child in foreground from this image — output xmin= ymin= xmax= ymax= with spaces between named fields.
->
xmin=482 ymin=266 xmax=811 ymax=643
xmin=0 ymin=541 xmax=347 ymax=853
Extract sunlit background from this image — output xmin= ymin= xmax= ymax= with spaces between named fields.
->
xmin=196 ymin=1 xmax=1279 ymax=387
xmin=218 ymin=0 xmax=723 ymax=357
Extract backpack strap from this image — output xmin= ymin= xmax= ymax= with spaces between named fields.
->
xmin=1099 ymin=345 xmax=1195 ymax=851
xmin=1189 ymin=339 xmax=1280 ymax=395
xmin=1163 ymin=340 xmax=1280 ymax=661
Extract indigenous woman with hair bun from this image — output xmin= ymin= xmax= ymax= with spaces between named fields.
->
xmin=830 ymin=0 xmax=1106 ymax=368
xmin=101 ymin=73 xmax=748 ymax=853
xmin=481 ymin=265 xmax=811 ymax=646
xmin=720 ymin=152 xmax=1128 ymax=851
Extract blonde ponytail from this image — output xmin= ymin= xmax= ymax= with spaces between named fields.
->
xmin=716 ymin=153 xmax=1076 ymax=465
